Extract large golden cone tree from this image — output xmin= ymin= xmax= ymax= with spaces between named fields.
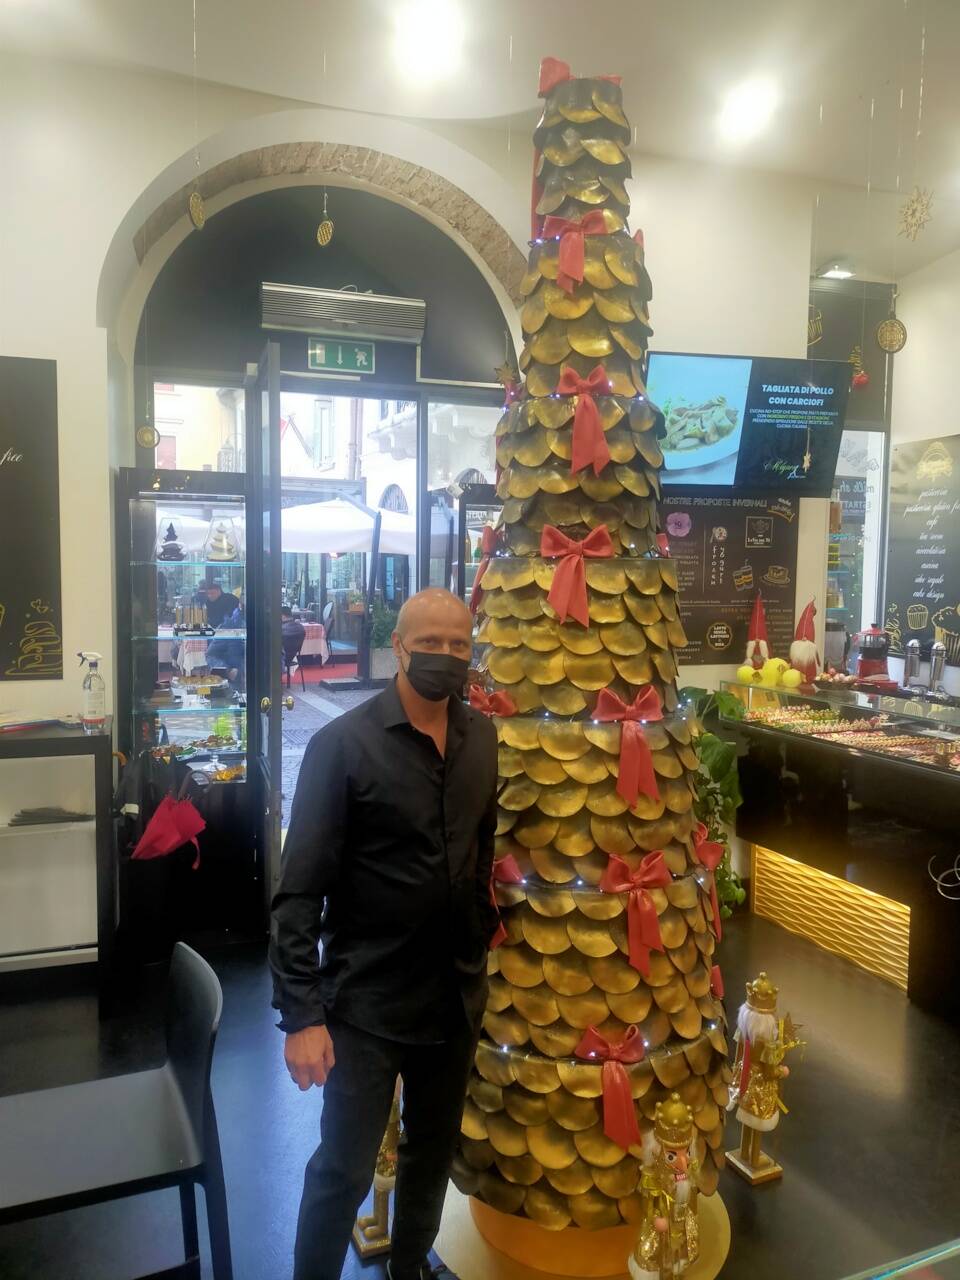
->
xmin=451 ymin=59 xmax=731 ymax=1233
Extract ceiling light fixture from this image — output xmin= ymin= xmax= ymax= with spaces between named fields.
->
xmin=717 ymin=76 xmax=779 ymax=145
xmin=817 ymin=262 xmax=856 ymax=280
xmin=393 ymin=0 xmax=464 ymax=83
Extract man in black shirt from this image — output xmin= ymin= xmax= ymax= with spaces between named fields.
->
xmin=202 ymin=580 xmax=241 ymax=629
xmin=270 ymin=588 xmax=498 ymax=1280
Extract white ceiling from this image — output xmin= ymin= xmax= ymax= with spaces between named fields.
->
xmin=3 ymin=0 xmax=959 ymax=277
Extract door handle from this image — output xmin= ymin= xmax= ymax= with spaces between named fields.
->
xmin=284 ymin=695 xmax=295 ymax=711
xmin=260 ymin=696 xmax=271 ymax=713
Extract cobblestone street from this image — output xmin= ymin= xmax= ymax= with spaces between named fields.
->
xmin=280 ymin=686 xmax=377 ymax=825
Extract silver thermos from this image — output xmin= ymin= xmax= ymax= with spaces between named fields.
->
xmin=904 ymin=638 xmax=922 ymax=687
xmin=930 ymin=640 xmax=947 ymax=692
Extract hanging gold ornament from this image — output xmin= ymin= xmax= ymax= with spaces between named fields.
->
xmin=876 ymin=315 xmax=907 ymax=354
xmin=136 ymin=425 xmax=160 ymax=450
xmin=188 ymin=189 xmax=206 ymax=230
xmin=316 ymin=190 xmax=335 ymax=246
xmin=898 ymin=186 xmax=933 ymax=241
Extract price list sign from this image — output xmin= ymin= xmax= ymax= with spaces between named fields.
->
xmin=885 ymin=435 xmax=960 ymax=665
xmin=0 ymin=357 xmax=63 ymax=681
xmin=662 ymin=490 xmax=800 ymax=664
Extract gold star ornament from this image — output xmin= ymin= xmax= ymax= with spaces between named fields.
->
xmin=898 ymin=186 xmax=934 ymax=242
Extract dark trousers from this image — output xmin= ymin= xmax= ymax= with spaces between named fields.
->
xmin=292 ymin=1015 xmax=478 ymax=1280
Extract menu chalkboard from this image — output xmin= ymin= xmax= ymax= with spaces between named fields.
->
xmin=661 ymin=490 xmax=800 ymax=665
xmin=885 ymin=434 xmax=960 ymax=666
xmin=0 ymin=357 xmax=63 ymax=681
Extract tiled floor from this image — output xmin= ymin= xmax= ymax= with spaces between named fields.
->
xmin=1 ymin=912 xmax=958 ymax=1280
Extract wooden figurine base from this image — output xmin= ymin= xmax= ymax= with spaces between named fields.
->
xmin=725 ymin=1149 xmax=784 ymax=1185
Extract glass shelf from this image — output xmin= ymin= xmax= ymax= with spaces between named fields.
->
xmin=0 ymin=821 xmax=96 ymax=838
xmin=133 ymin=560 xmax=246 ymax=569
xmin=133 ymin=631 xmax=247 ymax=642
xmin=136 ymin=704 xmax=245 ymax=716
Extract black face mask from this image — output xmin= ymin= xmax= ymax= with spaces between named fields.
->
xmin=399 ymin=643 xmax=469 ymax=701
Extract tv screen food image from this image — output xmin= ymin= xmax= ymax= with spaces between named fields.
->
xmin=647 ymin=353 xmax=752 ymax=485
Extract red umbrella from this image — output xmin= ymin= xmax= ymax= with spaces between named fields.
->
xmin=131 ymin=793 xmax=205 ymax=870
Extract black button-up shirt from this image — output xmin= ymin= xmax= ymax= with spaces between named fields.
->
xmin=269 ymin=681 xmax=499 ymax=1043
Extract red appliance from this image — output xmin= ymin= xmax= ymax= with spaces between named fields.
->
xmin=853 ymin=624 xmax=891 ymax=679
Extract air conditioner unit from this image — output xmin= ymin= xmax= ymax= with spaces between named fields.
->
xmin=261 ymin=282 xmax=426 ymax=345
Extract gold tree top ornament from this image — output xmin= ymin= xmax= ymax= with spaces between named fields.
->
xmin=451 ymin=57 xmax=731 ymax=1236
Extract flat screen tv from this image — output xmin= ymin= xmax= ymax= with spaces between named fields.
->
xmin=646 ymin=351 xmax=851 ymax=497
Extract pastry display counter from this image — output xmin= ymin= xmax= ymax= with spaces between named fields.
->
xmin=717 ymin=682 xmax=960 ymax=1019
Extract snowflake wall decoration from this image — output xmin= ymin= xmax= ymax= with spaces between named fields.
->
xmin=898 ymin=186 xmax=934 ymax=241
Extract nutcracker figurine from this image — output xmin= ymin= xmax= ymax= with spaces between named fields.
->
xmin=725 ymin=972 xmax=804 ymax=1184
xmin=351 ymin=1078 xmax=402 ymax=1258
xmin=628 ymin=1093 xmax=703 ymax=1280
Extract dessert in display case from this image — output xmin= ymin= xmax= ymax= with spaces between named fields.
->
xmin=719 ymin=680 xmax=960 ymax=775
xmin=121 ymin=478 xmax=247 ymax=774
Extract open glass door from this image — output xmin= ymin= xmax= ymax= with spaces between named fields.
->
xmin=246 ymin=342 xmax=283 ymax=917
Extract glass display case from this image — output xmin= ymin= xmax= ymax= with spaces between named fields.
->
xmin=118 ymin=471 xmax=248 ymax=781
xmin=719 ymin=679 xmax=960 ymax=778
xmin=457 ymin=484 xmax=503 ymax=606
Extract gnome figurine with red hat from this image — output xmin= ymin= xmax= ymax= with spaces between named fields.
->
xmin=789 ymin=600 xmax=820 ymax=687
xmin=745 ymin=593 xmax=769 ymax=669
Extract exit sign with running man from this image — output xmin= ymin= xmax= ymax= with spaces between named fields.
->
xmin=307 ymin=338 xmax=376 ymax=375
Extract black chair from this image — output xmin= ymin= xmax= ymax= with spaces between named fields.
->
xmin=0 ymin=942 xmax=233 ymax=1280
xmin=282 ymin=629 xmax=306 ymax=689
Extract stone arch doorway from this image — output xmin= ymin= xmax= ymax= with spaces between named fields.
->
xmin=133 ymin=141 xmax=526 ymax=314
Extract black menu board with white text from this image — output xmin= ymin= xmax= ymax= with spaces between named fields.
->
xmin=661 ymin=490 xmax=800 ymax=664
xmin=0 ymin=357 xmax=63 ymax=681
xmin=885 ymin=435 xmax=960 ymax=666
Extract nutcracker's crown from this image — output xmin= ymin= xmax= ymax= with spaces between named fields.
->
xmin=745 ymin=971 xmax=779 ymax=1013
xmin=654 ymin=1091 xmax=695 ymax=1150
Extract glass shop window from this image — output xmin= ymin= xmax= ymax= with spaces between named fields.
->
xmin=826 ymin=429 xmax=886 ymax=671
xmin=426 ymin=402 xmax=501 ymax=492
xmin=152 ymin=382 xmax=246 ymax=473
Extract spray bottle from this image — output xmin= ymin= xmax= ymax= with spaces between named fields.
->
xmin=77 ymin=652 xmax=106 ymax=734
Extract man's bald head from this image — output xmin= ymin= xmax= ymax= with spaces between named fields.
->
xmin=396 ymin=588 xmax=472 ymax=640
xmin=392 ymin=588 xmax=473 ymax=666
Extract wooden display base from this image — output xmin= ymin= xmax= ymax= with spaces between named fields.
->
xmin=725 ymin=1149 xmax=784 ymax=1185
xmin=434 ymin=1187 xmax=730 ymax=1280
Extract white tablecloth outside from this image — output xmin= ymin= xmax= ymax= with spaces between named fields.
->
xmin=300 ymin=623 xmax=330 ymax=663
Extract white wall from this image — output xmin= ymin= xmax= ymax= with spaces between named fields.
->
xmin=891 ymin=246 xmax=960 ymax=447
xmin=0 ymin=52 xmax=820 ymax=719
xmin=888 ymin=247 xmax=960 ymax=694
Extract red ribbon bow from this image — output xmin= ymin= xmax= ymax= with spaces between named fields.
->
xmin=557 ymin=363 xmax=612 ymax=475
xmin=574 ymin=1025 xmax=644 ymax=1150
xmin=693 ymin=822 xmax=725 ymax=942
xmin=489 ymin=854 xmax=524 ymax=948
xmin=469 ymin=525 xmax=499 ymax=615
xmin=540 ymin=525 xmax=614 ymax=627
xmin=710 ymin=964 xmax=725 ymax=998
xmin=542 ymin=211 xmax=609 ymax=294
xmin=599 ymin=851 xmax=671 ymax=977
xmin=593 ymin=686 xmax=663 ymax=807
xmin=538 ymin=57 xmax=622 ymax=96
xmin=469 ymin=686 xmax=517 ymax=718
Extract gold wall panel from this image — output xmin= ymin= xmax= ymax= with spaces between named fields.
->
xmin=751 ymin=844 xmax=910 ymax=991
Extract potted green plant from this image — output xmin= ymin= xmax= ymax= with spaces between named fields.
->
xmin=679 ymin=685 xmax=748 ymax=919
xmin=370 ymin=599 xmax=400 ymax=679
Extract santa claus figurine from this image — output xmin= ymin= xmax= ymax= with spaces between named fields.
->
xmin=789 ymin=599 xmax=820 ymax=686
xmin=745 ymin=593 xmax=769 ymax=669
